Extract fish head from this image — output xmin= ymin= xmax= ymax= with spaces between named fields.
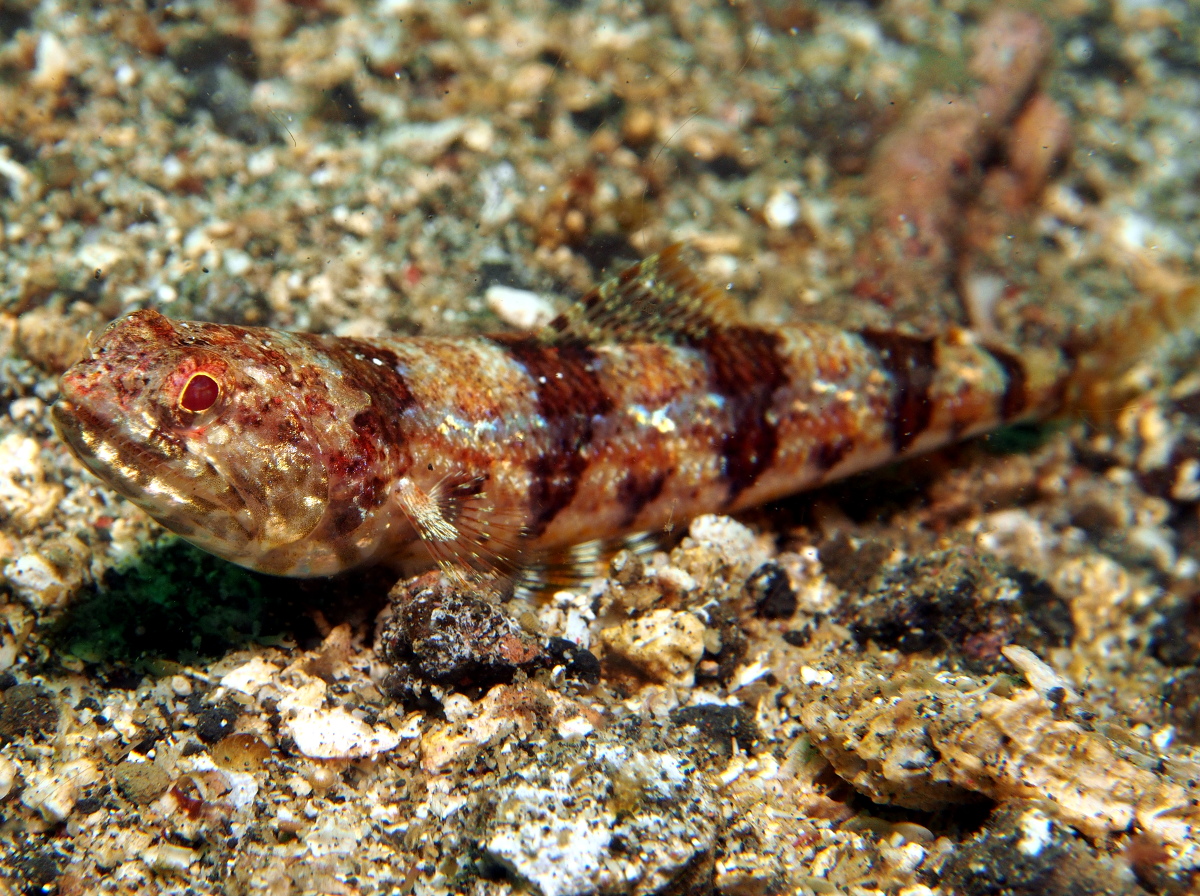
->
xmin=53 ymin=309 xmax=336 ymax=574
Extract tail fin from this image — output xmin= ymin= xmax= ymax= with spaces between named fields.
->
xmin=1066 ymin=276 xmax=1200 ymax=421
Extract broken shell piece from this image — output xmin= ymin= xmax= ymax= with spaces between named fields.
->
xmin=797 ymin=653 xmax=1200 ymax=843
xmin=1001 ymin=644 xmax=1079 ymax=704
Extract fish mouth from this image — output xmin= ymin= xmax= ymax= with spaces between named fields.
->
xmin=51 ymin=400 xmax=86 ymax=459
xmin=52 ymin=400 xmax=121 ymax=486
xmin=52 ymin=397 xmax=256 ymax=546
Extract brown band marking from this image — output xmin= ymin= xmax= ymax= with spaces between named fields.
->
xmin=811 ymin=436 xmax=854 ymax=473
xmin=490 ymin=335 xmax=614 ymax=538
xmin=858 ymin=329 xmax=936 ymax=452
xmin=690 ymin=325 xmax=788 ymax=504
xmin=980 ymin=344 xmax=1029 ymax=421
xmin=615 ymin=468 xmax=669 ymax=530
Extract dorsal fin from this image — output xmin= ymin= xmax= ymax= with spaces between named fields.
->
xmin=542 ymin=244 xmax=745 ymax=345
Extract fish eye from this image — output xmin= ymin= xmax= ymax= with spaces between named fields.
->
xmin=179 ymin=372 xmax=221 ymax=413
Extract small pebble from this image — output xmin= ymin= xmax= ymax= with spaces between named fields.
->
xmin=764 ymin=189 xmax=800 ymax=229
xmin=114 ymin=759 xmax=170 ymax=804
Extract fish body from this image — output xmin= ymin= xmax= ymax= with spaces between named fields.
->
xmin=53 ymin=248 xmax=1070 ymax=577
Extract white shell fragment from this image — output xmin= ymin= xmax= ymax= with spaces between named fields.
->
xmin=286 ymin=706 xmax=400 ymax=760
xmin=485 ymin=284 xmax=558 ymax=330
xmin=219 ymin=657 xmax=282 ymax=696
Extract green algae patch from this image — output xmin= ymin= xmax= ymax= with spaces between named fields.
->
xmin=54 ymin=539 xmax=304 ymax=668
xmin=982 ymin=421 xmax=1058 ymax=455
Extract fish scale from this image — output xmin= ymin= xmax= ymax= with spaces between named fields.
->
xmin=53 ymin=245 xmax=1072 ymax=579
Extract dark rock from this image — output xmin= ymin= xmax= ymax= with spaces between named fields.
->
xmin=170 ymin=33 xmax=258 ymax=80
xmin=194 ymin=701 xmax=240 ymax=745
xmin=190 ymin=64 xmax=274 ymax=144
xmin=841 ymin=547 xmax=1073 ymax=673
xmin=170 ymin=33 xmax=273 ymax=144
xmin=744 ymin=561 xmax=798 ymax=619
xmin=569 ymin=93 xmax=624 ymax=133
xmin=180 ymin=739 xmax=207 ymax=757
xmin=704 ymin=604 xmax=748 ymax=686
xmin=74 ymin=796 xmax=105 ymax=814
xmin=1163 ymin=669 xmax=1200 ymax=746
xmin=129 ymin=734 xmax=158 ymax=755
xmin=12 ymin=839 xmax=64 ymax=893
xmin=1070 ymin=493 xmax=1127 ymax=538
xmin=818 ymin=531 xmax=891 ymax=594
xmin=98 ymin=667 xmax=144 ymax=691
xmin=782 ymin=625 xmax=814 ymax=647
xmin=704 ymin=153 xmax=752 ymax=179
xmin=478 ymin=260 xmax=525 ymax=291
xmin=544 ymin=637 xmax=602 ymax=685
xmin=0 ymin=683 xmax=59 ymax=743
xmin=939 ymin=805 xmax=1146 ymax=896
xmin=1149 ymin=591 xmax=1200 ymax=667
xmin=576 ymin=232 xmax=639 ymax=277
xmin=1009 ymin=568 xmax=1076 ymax=649
xmin=670 ymin=704 xmax=759 ymax=760
xmin=379 ymin=573 xmax=543 ymax=682
xmin=378 ymin=572 xmax=599 ymax=703
xmin=322 ymin=81 xmax=375 ymax=132
xmin=0 ymin=1 xmax=33 ymax=40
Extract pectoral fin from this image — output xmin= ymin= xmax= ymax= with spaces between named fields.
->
xmin=392 ymin=471 xmax=527 ymax=578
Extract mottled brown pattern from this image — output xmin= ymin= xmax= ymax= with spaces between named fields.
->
xmin=308 ymin=337 xmax=415 ymax=530
xmin=312 ymin=337 xmax=414 ymax=441
xmin=54 ymin=253 xmax=1075 ymax=579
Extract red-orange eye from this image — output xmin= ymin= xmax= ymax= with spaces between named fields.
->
xmin=180 ymin=373 xmax=220 ymax=412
